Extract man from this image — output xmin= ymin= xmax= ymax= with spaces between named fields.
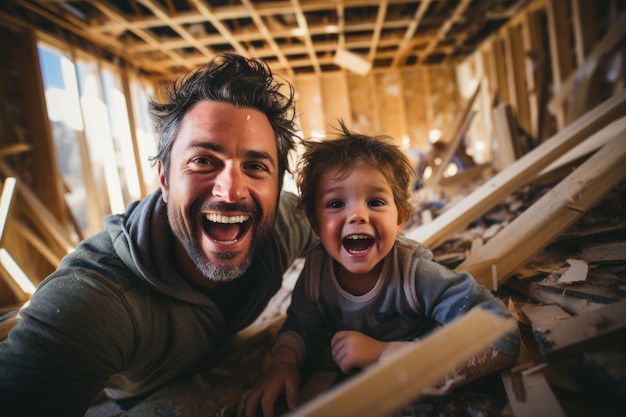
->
xmin=0 ymin=54 xmax=316 ymax=417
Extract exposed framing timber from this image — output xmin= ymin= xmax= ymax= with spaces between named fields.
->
xmin=0 ymin=161 xmax=75 ymax=254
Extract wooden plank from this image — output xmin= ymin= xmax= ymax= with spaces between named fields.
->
xmin=504 ymin=278 xmax=605 ymax=316
xmin=286 ymin=309 xmax=516 ymax=417
xmin=456 ymin=122 xmax=626 ymax=289
xmin=537 ymin=116 xmax=626 ymax=176
xmin=404 ymin=91 xmax=626 ymax=250
xmin=0 ymin=178 xmax=16 ymax=243
xmin=521 ymin=304 xmax=572 ymax=333
xmin=491 ymin=103 xmax=519 ymax=171
xmin=501 ymin=368 xmax=567 ymax=417
xmin=581 ymin=242 xmax=626 ymax=263
xmin=531 ymin=299 xmax=626 ymax=361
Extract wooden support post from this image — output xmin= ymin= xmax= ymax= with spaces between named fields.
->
xmin=424 ymin=82 xmax=480 ymax=189
xmin=548 ymin=11 xmax=626 ymax=123
xmin=491 ymin=103 xmax=519 ymax=171
xmin=286 ymin=309 xmax=516 ymax=417
xmin=404 ymin=90 xmax=626 ymax=250
xmin=456 ymin=118 xmax=626 ymax=289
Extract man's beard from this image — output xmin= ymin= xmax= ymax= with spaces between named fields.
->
xmin=186 ymin=243 xmax=253 ymax=283
xmin=169 ymin=201 xmax=274 ymax=284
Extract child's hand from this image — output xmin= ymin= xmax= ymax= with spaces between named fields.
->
xmin=238 ymin=347 xmax=300 ymax=417
xmin=330 ymin=330 xmax=387 ymax=374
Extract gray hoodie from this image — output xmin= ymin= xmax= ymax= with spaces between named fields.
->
xmin=0 ymin=189 xmax=315 ymax=417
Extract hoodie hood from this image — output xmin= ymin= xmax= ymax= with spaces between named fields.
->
xmin=103 ymin=189 xmax=212 ymax=306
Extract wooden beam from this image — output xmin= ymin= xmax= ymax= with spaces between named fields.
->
xmin=527 ymin=299 xmax=626 ymax=361
xmin=404 ymin=89 xmax=626 ymax=250
xmin=456 ymin=118 xmax=626 ymax=289
xmin=286 ymin=309 xmax=516 ymax=417
xmin=0 ymin=160 xmax=75 ymax=254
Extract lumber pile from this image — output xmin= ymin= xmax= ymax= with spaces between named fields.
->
xmin=401 ymin=101 xmax=626 ymax=415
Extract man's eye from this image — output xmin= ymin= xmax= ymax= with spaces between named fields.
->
xmin=368 ymin=199 xmax=385 ymax=207
xmin=245 ymin=162 xmax=268 ymax=172
xmin=192 ymin=157 xmax=211 ymax=165
xmin=327 ymin=200 xmax=344 ymax=209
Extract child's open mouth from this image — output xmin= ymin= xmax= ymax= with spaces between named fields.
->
xmin=343 ymin=234 xmax=374 ymax=254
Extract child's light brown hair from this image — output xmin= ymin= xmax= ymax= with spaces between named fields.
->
xmin=296 ymin=120 xmax=416 ymax=228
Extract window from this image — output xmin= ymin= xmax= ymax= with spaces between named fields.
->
xmin=37 ymin=42 xmax=158 ymax=237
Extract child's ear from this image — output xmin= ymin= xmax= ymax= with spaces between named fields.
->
xmin=396 ymin=219 xmax=405 ymax=234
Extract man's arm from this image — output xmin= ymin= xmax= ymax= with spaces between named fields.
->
xmin=0 ymin=273 xmax=134 ymax=417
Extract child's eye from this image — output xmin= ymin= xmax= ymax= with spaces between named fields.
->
xmin=327 ymin=200 xmax=345 ymax=209
xmin=368 ymin=199 xmax=385 ymax=207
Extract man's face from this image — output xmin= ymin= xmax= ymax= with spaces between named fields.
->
xmin=159 ymin=101 xmax=280 ymax=287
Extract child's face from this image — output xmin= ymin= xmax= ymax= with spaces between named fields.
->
xmin=313 ymin=164 xmax=402 ymax=277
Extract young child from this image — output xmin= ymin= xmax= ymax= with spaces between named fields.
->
xmin=238 ymin=121 xmax=520 ymax=417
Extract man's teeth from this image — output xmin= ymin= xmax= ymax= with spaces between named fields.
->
xmin=205 ymin=213 xmax=249 ymax=224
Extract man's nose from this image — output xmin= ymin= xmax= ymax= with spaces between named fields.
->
xmin=212 ymin=164 xmax=247 ymax=202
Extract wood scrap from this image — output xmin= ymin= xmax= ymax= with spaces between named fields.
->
xmin=556 ymin=259 xmax=588 ymax=284
xmin=501 ymin=369 xmax=566 ymax=417
xmin=538 ymin=268 xmax=621 ymax=304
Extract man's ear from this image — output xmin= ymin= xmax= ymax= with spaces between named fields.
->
xmin=157 ymin=160 xmax=169 ymax=203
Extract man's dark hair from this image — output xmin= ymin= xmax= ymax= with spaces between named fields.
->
xmin=150 ymin=53 xmax=298 ymax=188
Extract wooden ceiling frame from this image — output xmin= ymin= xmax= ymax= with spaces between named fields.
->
xmin=11 ymin=0 xmax=526 ymax=78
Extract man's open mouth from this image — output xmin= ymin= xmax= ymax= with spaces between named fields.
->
xmin=204 ymin=213 xmax=251 ymax=244
xmin=342 ymin=234 xmax=374 ymax=254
